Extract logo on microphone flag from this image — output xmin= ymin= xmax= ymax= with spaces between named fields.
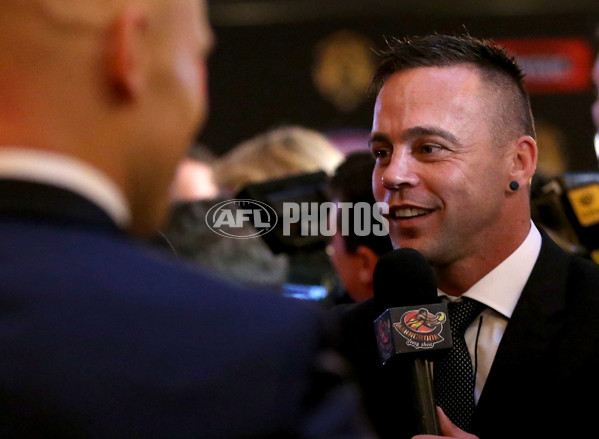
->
xmin=394 ymin=308 xmax=446 ymax=349
xmin=374 ymin=303 xmax=452 ymax=364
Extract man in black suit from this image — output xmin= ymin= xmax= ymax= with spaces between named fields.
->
xmin=335 ymin=34 xmax=599 ymax=439
xmin=0 ymin=0 xmax=375 ymax=437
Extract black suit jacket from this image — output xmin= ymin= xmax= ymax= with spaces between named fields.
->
xmin=333 ymin=229 xmax=599 ymax=439
xmin=0 ymin=179 xmax=374 ymax=438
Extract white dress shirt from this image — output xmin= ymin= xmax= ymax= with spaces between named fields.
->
xmin=439 ymin=221 xmax=542 ymax=403
xmin=0 ymin=147 xmax=131 ymax=228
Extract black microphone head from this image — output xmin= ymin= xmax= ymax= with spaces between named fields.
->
xmin=373 ymin=248 xmax=438 ymax=311
xmin=373 ymin=248 xmax=450 ymax=364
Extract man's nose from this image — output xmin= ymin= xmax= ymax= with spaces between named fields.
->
xmin=380 ymin=149 xmax=419 ymax=189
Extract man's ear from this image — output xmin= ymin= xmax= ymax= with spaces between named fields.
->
xmin=106 ymin=7 xmax=148 ymax=100
xmin=507 ymin=135 xmax=538 ymax=192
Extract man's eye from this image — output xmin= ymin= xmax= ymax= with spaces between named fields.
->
xmin=372 ymin=149 xmax=390 ymax=159
xmin=421 ymin=144 xmax=442 ymax=154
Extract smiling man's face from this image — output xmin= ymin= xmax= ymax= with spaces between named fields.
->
xmin=370 ymin=65 xmax=512 ymax=266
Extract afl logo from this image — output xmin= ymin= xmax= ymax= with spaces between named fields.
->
xmin=205 ymin=199 xmax=278 ymax=239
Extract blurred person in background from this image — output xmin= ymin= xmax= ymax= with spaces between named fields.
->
xmin=327 ymin=152 xmax=392 ymax=303
xmin=0 ymin=0 xmax=375 ymax=437
xmin=158 ymin=198 xmax=290 ymax=289
xmin=160 ymin=141 xmax=288 ymax=289
xmin=213 ymin=124 xmax=344 ymax=196
xmin=169 ymin=143 xmax=219 ymax=202
xmin=160 ymin=125 xmax=345 ymax=290
xmin=189 ymin=124 xmax=346 ymax=299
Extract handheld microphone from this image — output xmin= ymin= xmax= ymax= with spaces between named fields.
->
xmin=372 ymin=248 xmax=452 ymax=435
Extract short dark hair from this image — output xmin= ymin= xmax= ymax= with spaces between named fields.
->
xmin=329 ymin=152 xmax=393 ymax=256
xmin=371 ymin=34 xmax=535 ymax=144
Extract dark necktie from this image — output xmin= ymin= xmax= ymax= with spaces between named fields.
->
xmin=434 ymin=298 xmax=485 ymax=431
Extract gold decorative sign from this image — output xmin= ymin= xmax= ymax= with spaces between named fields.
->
xmin=567 ymin=184 xmax=599 ymax=226
xmin=312 ymin=30 xmax=376 ymax=112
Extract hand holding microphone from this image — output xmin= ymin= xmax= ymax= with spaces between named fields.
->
xmin=412 ymin=407 xmax=480 ymax=439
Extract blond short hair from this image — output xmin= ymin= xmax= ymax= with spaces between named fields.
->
xmin=213 ymin=125 xmax=344 ymax=195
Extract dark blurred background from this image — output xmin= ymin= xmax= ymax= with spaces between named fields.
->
xmin=200 ymin=0 xmax=599 ymax=172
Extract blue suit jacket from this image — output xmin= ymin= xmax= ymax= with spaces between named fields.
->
xmin=0 ymin=180 xmax=372 ymax=438
xmin=334 ymin=229 xmax=599 ymax=439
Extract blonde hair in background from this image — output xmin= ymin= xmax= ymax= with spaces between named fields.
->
xmin=213 ymin=125 xmax=344 ymax=195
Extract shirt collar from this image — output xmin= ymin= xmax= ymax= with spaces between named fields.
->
xmin=0 ymin=147 xmax=131 ymax=229
xmin=441 ymin=221 xmax=542 ymax=319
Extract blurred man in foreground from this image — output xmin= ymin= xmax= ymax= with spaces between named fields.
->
xmin=0 ymin=0 xmax=374 ymax=437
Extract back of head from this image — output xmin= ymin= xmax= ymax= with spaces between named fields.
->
xmin=0 ymin=0 xmax=213 ymax=237
xmin=214 ymin=125 xmax=344 ymax=195
xmin=0 ymin=0 xmax=118 ymax=131
xmin=329 ymin=151 xmax=392 ymax=256
xmin=371 ymin=34 xmax=536 ymax=146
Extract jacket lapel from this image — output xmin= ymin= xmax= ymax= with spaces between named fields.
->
xmin=470 ymin=231 xmax=569 ymax=432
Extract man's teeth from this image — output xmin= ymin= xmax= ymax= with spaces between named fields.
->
xmin=392 ymin=208 xmax=429 ymax=219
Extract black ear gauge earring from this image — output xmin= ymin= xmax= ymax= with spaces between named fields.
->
xmin=509 ymin=181 xmax=520 ymax=191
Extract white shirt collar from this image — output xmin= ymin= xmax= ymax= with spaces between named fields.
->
xmin=457 ymin=221 xmax=542 ymax=318
xmin=0 ymin=147 xmax=131 ymax=228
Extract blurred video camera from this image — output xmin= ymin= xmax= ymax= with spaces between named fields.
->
xmin=237 ymin=171 xmax=340 ymax=302
xmin=532 ymin=171 xmax=599 ymax=261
